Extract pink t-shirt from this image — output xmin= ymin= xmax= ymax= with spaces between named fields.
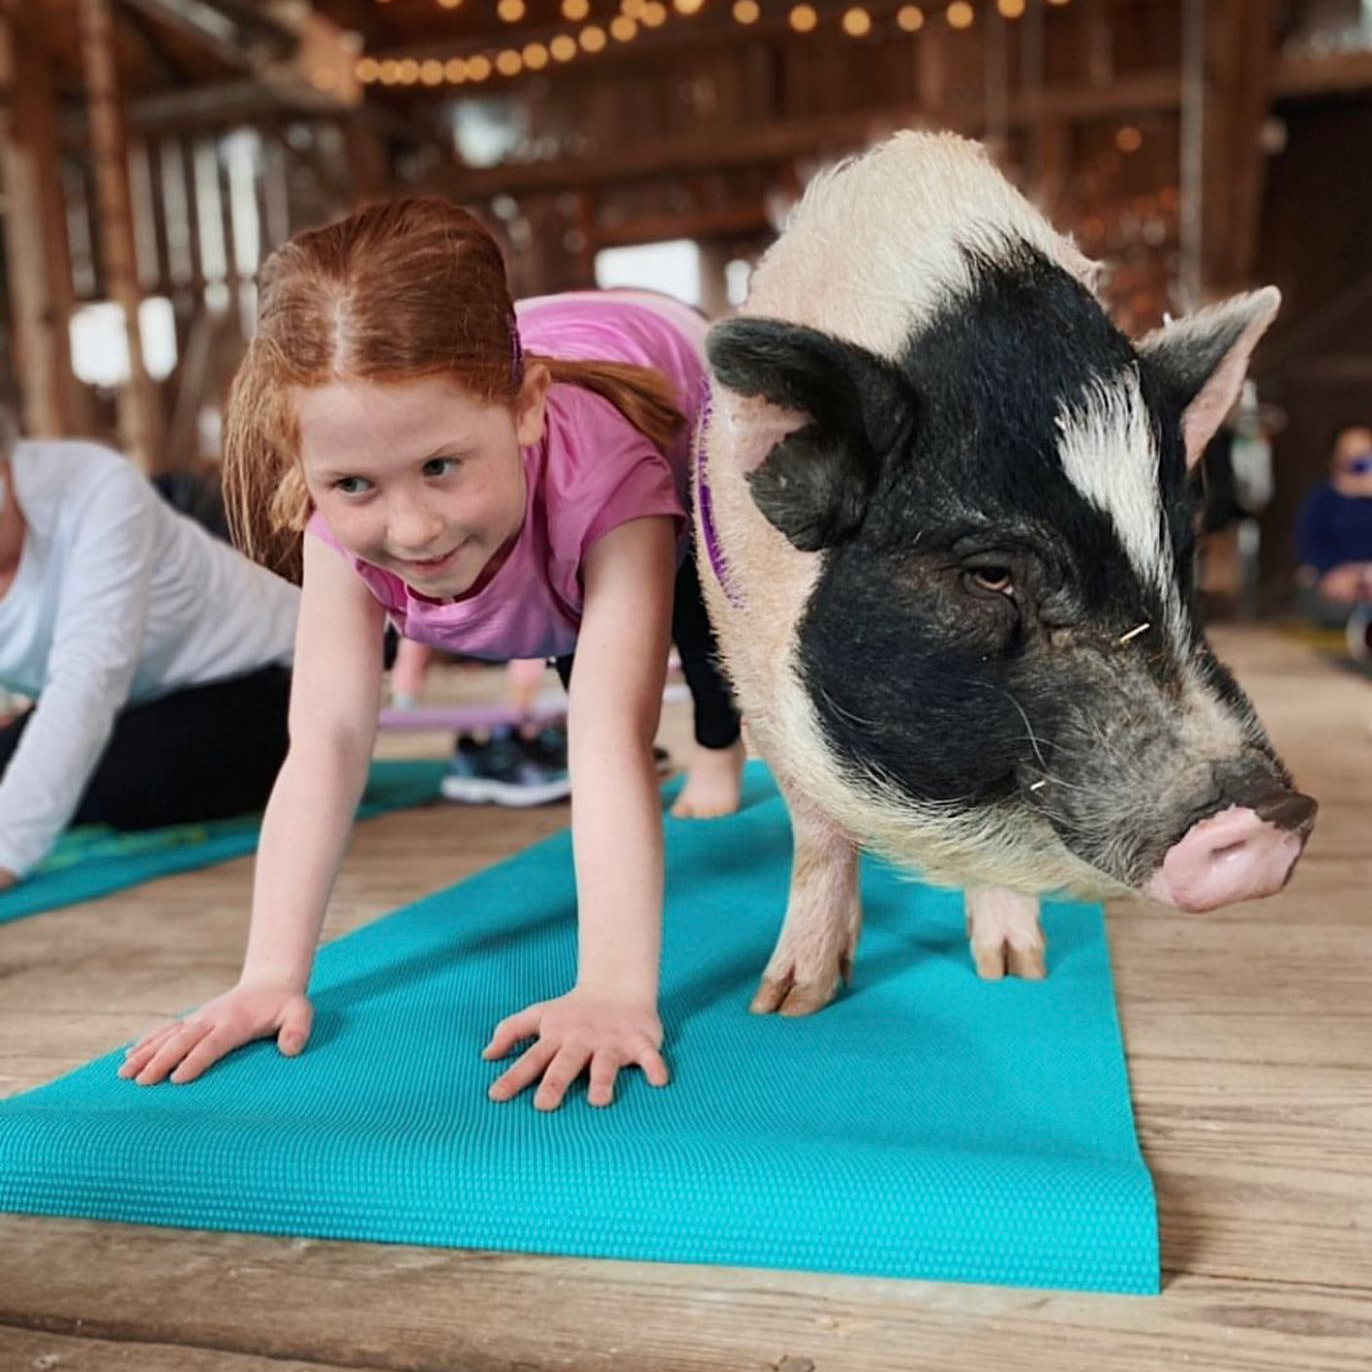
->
xmin=307 ymin=291 xmax=708 ymax=661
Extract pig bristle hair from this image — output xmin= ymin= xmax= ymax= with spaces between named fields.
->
xmin=744 ymin=130 xmax=1102 ymax=365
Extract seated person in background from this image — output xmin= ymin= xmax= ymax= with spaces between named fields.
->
xmin=1294 ymin=422 xmax=1372 ymax=625
xmin=0 ymin=410 xmax=300 ymax=889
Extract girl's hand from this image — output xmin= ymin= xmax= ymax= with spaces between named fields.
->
xmin=483 ymin=989 xmax=669 ymax=1110
xmin=118 ymin=980 xmax=314 ymax=1086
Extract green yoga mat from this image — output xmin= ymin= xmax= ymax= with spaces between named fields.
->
xmin=0 ymin=759 xmax=446 ymax=925
xmin=0 ymin=763 xmax=1158 ymax=1293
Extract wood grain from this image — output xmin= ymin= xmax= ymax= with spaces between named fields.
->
xmin=1 ymin=633 xmax=1369 ymax=1371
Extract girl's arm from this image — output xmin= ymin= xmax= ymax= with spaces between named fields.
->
xmin=484 ymin=515 xmax=676 ymax=1111
xmin=120 ymin=533 xmax=386 ymax=1085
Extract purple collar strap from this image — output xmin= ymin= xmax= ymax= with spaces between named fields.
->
xmin=694 ymin=384 xmax=742 ymax=606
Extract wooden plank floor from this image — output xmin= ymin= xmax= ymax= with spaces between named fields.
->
xmin=1 ymin=628 xmax=1369 ymax=1372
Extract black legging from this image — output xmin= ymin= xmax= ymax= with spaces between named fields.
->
xmin=556 ymin=543 xmax=741 ymax=750
xmin=0 ymin=665 xmax=291 ymax=831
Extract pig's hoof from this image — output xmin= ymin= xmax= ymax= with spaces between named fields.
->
xmin=749 ymin=972 xmax=837 ymax=1016
xmin=966 ymin=887 xmax=1047 ymax=982
xmin=971 ymin=939 xmax=1047 ymax=981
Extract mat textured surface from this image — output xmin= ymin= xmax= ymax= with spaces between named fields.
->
xmin=0 ymin=763 xmax=1157 ymax=1292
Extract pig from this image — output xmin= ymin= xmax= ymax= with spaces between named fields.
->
xmin=694 ymin=132 xmax=1316 ymax=1015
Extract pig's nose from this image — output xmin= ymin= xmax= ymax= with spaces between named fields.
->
xmin=1145 ymin=791 xmax=1316 ymax=912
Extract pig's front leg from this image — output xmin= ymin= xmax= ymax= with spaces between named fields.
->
xmin=965 ymin=886 xmax=1047 ymax=981
xmin=751 ymin=797 xmax=861 ymax=1016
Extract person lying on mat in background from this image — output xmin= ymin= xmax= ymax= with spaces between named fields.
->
xmin=120 ymin=196 xmax=744 ymax=1110
xmin=0 ymin=407 xmax=299 ymax=891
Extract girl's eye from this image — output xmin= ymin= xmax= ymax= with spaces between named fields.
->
xmin=422 ymin=457 xmax=459 ymax=478
xmin=967 ymin=566 xmax=1015 ymax=596
xmin=335 ymin=476 xmax=372 ymax=496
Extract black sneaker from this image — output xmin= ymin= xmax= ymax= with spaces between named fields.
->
xmin=440 ymin=726 xmax=571 ymax=807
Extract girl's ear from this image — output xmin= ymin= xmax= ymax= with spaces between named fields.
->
xmin=513 ymin=362 xmax=551 ymax=447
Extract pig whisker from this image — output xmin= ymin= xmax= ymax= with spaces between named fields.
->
xmin=1117 ymin=621 xmax=1151 ymax=645
xmin=819 ymin=685 xmax=880 ymax=732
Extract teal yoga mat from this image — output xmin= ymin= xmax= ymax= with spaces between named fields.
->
xmin=0 ymin=762 xmax=1158 ymax=1293
xmin=0 ymin=759 xmax=446 ymax=925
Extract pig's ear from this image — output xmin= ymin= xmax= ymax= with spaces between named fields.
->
xmin=1137 ymin=286 xmax=1280 ymax=470
xmin=706 ymin=317 xmax=912 ymax=551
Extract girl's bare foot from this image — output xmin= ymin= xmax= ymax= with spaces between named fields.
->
xmin=671 ymin=739 xmax=746 ymax=819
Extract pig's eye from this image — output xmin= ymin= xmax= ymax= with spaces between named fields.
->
xmin=966 ymin=567 xmax=1015 ymax=596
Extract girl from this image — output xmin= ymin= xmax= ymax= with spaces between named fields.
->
xmin=120 ymin=197 xmax=744 ymax=1110
xmin=0 ymin=411 xmax=299 ymax=888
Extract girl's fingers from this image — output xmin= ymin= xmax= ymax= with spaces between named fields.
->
xmin=276 ymin=999 xmax=314 ymax=1057
xmin=482 ymin=1007 xmax=539 ymax=1061
xmin=533 ymin=1045 xmax=588 ymax=1113
xmin=119 ymin=1023 xmax=182 ymax=1075
xmin=586 ymin=1049 xmax=623 ymax=1108
xmin=635 ymin=1043 xmax=670 ymax=1089
xmin=168 ymin=1028 xmax=239 ymax=1085
xmin=488 ymin=1039 xmax=557 ymax=1101
xmin=134 ymin=1020 xmax=214 ymax=1086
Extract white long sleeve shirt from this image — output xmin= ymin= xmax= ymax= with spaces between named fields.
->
xmin=0 ymin=440 xmax=300 ymax=876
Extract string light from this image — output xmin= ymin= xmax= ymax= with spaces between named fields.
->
xmin=362 ymin=0 xmax=1016 ymax=91
xmin=842 ymin=6 xmax=871 ymax=36
xmin=1115 ymin=125 xmax=1143 ymax=153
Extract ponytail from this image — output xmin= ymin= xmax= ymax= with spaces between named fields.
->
xmin=531 ymin=354 xmax=685 ymax=455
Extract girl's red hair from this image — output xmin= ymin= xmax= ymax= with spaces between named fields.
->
xmin=224 ymin=196 xmax=683 ymax=581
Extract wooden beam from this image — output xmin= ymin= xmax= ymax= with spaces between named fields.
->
xmin=0 ymin=9 xmax=91 ymax=438
xmin=434 ymin=72 xmax=1192 ymax=203
xmin=79 ymin=0 xmax=165 ymax=471
xmin=1205 ymin=0 xmax=1279 ymax=293
xmin=121 ymin=0 xmax=296 ymax=71
xmin=590 ymin=204 xmax=771 ymax=251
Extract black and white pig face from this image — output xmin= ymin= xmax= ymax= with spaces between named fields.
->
xmin=708 ymin=244 xmax=1316 ymax=910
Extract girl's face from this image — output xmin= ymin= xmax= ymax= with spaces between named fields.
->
xmin=296 ymin=370 xmax=547 ymax=597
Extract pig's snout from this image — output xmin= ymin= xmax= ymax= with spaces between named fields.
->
xmin=1145 ymin=785 xmax=1317 ymax=912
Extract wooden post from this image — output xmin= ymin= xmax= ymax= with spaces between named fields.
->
xmin=78 ymin=0 xmax=165 ymax=471
xmin=1203 ymin=0 xmax=1279 ymax=294
xmin=0 ymin=8 xmax=90 ymax=437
